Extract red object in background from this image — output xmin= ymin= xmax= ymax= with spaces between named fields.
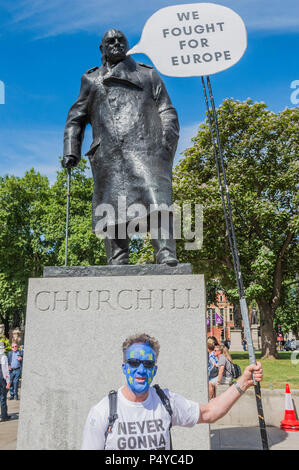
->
xmin=280 ymin=384 xmax=299 ymax=432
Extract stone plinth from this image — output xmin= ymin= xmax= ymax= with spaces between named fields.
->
xmin=17 ymin=268 xmax=209 ymax=450
xmin=43 ymin=263 xmax=192 ymax=277
xmin=230 ymin=329 xmax=243 ymax=352
xmin=251 ymin=325 xmax=261 ymax=350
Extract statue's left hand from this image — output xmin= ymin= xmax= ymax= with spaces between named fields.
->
xmin=62 ymin=155 xmax=78 ymax=168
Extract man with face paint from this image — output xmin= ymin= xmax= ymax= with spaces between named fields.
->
xmin=122 ymin=342 xmax=158 ymax=399
xmin=81 ymin=333 xmax=263 ymax=450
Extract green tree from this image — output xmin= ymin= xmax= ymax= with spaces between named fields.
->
xmin=0 ymin=159 xmax=106 ymax=335
xmin=0 ymin=170 xmax=52 ymax=333
xmin=43 ymin=159 xmax=106 ymax=267
xmin=274 ymin=277 xmax=299 ymax=337
xmin=173 ymin=99 xmax=299 ymax=359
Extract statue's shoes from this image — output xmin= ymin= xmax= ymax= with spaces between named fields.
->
xmin=159 ymin=257 xmax=178 ymax=267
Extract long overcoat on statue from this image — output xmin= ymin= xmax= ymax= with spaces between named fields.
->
xmin=64 ymin=56 xmax=179 ymax=231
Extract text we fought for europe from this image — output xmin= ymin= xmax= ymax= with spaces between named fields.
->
xmin=162 ymin=10 xmax=231 ymax=66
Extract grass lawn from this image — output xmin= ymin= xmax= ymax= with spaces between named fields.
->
xmin=230 ymin=351 xmax=299 ymax=391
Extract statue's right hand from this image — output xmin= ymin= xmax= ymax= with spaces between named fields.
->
xmin=62 ymin=155 xmax=78 ymax=168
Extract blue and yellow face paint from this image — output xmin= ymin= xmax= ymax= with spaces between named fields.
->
xmin=122 ymin=343 xmax=157 ymax=395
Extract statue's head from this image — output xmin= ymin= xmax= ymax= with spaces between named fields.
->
xmin=100 ymin=29 xmax=129 ymax=65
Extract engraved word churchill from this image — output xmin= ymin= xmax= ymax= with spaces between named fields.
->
xmin=62 ymin=29 xmax=180 ymax=266
xmin=34 ymin=287 xmax=200 ymax=312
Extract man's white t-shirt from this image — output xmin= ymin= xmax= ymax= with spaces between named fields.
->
xmin=81 ymin=386 xmax=200 ymax=450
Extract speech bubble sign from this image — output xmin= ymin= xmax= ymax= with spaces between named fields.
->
xmin=127 ymin=3 xmax=247 ymax=77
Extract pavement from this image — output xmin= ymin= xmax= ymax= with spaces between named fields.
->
xmin=1 ymin=396 xmax=298 ymax=450
xmin=210 ymin=424 xmax=299 ymax=450
xmin=0 ymin=397 xmax=20 ymax=450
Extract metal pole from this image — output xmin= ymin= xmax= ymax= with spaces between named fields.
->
xmin=201 ymin=76 xmax=269 ymax=450
xmin=64 ymin=168 xmax=71 ymax=267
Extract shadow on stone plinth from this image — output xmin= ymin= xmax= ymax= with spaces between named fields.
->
xmin=43 ymin=263 xmax=192 ymax=277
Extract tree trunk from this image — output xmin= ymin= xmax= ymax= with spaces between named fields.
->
xmin=233 ymin=303 xmax=243 ymax=329
xmin=0 ymin=315 xmax=10 ymax=339
xmin=13 ymin=310 xmax=21 ymax=328
xmin=257 ymin=233 xmax=294 ymax=359
xmin=257 ymin=298 xmax=278 ymax=359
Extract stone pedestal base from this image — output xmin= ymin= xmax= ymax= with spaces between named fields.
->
xmin=17 ymin=266 xmax=209 ymax=450
xmin=251 ymin=325 xmax=261 ymax=350
xmin=230 ymin=329 xmax=243 ymax=352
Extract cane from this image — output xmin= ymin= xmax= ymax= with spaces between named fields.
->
xmin=201 ymin=75 xmax=269 ymax=450
xmin=64 ymin=167 xmax=71 ymax=267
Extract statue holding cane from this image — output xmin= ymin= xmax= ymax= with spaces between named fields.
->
xmin=62 ymin=29 xmax=179 ymax=266
xmin=64 ymin=167 xmax=71 ymax=266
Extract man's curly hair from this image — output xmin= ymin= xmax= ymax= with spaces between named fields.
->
xmin=122 ymin=333 xmax=160 ymax=362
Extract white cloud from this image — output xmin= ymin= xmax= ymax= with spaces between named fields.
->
xmin=1 ymin=0 xmax=299 ymax=38
xmin=0 ymin=126 xmax=92 ymax=182
xmin=0 ymin=127 xmax=62 ymax=181
xmin=0 ymin=122 xmax=200 ymax=180
xmin=0 ymin=123 xmax=200 ymax=190
xmin=2 ymin=0 xmax=159 ymax=37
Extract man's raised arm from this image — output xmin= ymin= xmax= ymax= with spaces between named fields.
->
xmin=198 ymin=362 xmax=263 ymax=424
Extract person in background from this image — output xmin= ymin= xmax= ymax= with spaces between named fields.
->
xmin=209 ymin=344 xmax=234 ymax=397
xmin=207 ymin=336 xmax=219 ymax=345
xmin=0 ymin=342 xmax=11 ymax=422
xmin=207 ymin=335 xmax=231 ymax=365
xmin=223 ymin=343 xmax=232 ymax=362
xmin=207 ymin=340 xmax=218 ymax=399
xmin=8 ymin=343 xmax=23 ymax=400
xmin=215 ymin=344 xmax=234 ymax=386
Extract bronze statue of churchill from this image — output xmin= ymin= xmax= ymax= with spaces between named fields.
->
xmin=62 ymin=29 xmax=179 ymax=265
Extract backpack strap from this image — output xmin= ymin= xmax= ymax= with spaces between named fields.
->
xmin=153 ymin=384 xmax=173 ymax=450
xmin=104 ymin=390 xmax=118 ymax=448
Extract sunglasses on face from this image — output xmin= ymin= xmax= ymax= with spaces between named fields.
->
xmin=126 ymin=359 xmax=155 ymax=369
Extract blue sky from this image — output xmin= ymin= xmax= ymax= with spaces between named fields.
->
xmin=0 ymin=0 xmax=298 ymax=181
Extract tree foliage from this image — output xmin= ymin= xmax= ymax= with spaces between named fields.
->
xmin=42 ymin=159 xmax=106 ymax=267
xmin=0 ymin=100 xmax=298 ymax=358
xmin=0 ymin=160 xmax=106 ymax=333
xmin=173 ymin=99 xmax=299 ymax=358
xmin=274 ymin=278 xmax=299 ymax=337
xmin=0 ymin=170 xmax=51 ymax=332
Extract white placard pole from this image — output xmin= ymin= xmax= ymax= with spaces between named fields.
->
xmin=201 ymin=75 xmax=269 ymax=450
xmin=128 ymin=2 xmax=269 ymax=450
